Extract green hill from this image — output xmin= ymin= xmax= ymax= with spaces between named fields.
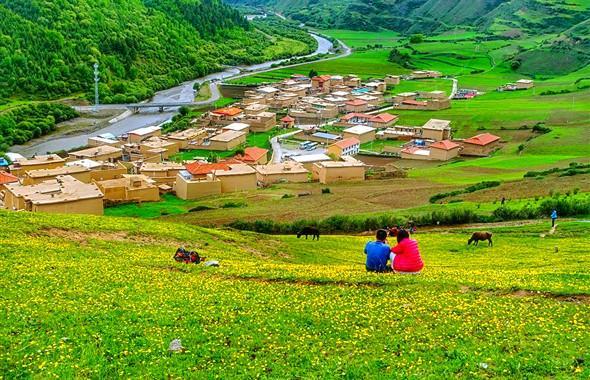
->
xmin=1 ymin=210 xmax=589 ymax=377
xmin=0 ymin=0 xmax=315 ymax=104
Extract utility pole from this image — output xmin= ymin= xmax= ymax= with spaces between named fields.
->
xmin=93 ymin=63 xmax=100 ymax=112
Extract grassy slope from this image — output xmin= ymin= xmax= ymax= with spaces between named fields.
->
xmin=1 ymin=211 xmax=589 ymax=378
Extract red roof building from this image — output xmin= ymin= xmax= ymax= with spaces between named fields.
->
xmin=211 ymin=107 xmax=243 ymax=117
xmin=463 ymin=133 xmax=501 ymax=146
xmin=430 ymin=140 xmax=461 ymax=151
xmin=235 ymin=147 xmax=269 ymax=165
xmin=341 ymin=113 xmax=373 ymax=122
xmin=281 ymin=116 xmax=295 ymax=122
xmin=185 ymin=162 xmax=231 ymax=177
xmin=0 ymin=171 xmax=18 ymax=186
xmin=346 ymin=99 xmax=368 ymax=106
xmin=370 ymin=113 xmax=398 ymax=124
xmin=327 ymin=137 xmax=361 ymax=158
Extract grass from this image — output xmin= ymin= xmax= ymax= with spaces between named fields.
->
xmin=1 ymin=210 xmax=589 ymax=378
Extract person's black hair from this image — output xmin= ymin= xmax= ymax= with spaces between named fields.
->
xmin=397 ymin=229 xmax=410 ymax=243
xmin=376 ymin=229 xmax=388 ymax=241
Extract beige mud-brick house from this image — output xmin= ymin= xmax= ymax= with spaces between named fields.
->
xmin=343 ymin=125 xmax=376 ymax=144
xmin=460 ymin=133 xmax=501 ymax=156
xmin=244 ymin=103 xmax=270 ymax=116
xmin=222 ymin=122 xmax=251 ymax=134
xmin=139 ymin=162 xmax=185 ymax=186
xmin=343 ymin=75 xmax=361 ymax=87
xmin=205 ymin=131 xmax=247 ymax=151
xmin=9 ymin=154 xmax=66 ymax=177
xmin=327 ymin=137 xmax=361 ymax=159
xmin=167 ymin=128 xmax=207 ymax=149
xmin=369 ymin=113 xmax=399 ymax=129
xmin=429 ymin=140 xmax=461 ymax=161
xmin=87 ymin=135 xmax=122 ymax=148
xmin=245 ymin=112 xmax=277 ymax=132
xmin=66 ymin=160 xmax=128 ymax=182
xmin=2 ymin=175 xmax=104 ymax=215
xmin=421 ymin=119 xmax=452 ymax=141
xmin=311 ymin=75 xmax=332 ymax=93
xmin=95 ymin=175 xmax=159 ymax=203
xmin=127 ymin=126 xmax=162 ymax=143
xmin=175 ymin=170 xmax=222 ymax=200
xmin=385 ymin=75 xmax=401 ymax=86
xmin=69 ymin=145 xmax=123 ymax=162
xmin=255 ymin=163 xmax=309 ymax=186
xmin=289 ymin=154 xmax=332 ymax=171
xmin=516 ymin=79 xmax=534 ymax=89
xmin=365 ymin=81 xmax=387 ymax=93
xmin=312 ymin=159 xmax=366 ymax=184
xmin=139 ymin=137 xmax=180 ymax=160
xmin=23 ymin=165 xmax=92 ymax=185
xmin=345 ymin=99 xmax=369 ymax=113
xmin=212 ymin=164 xmax=258 ymax=193
xmin=209 ymin=107 xmax=244 ymax=124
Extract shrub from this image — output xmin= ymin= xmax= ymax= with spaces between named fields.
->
xmin=221 ymin=201 xmax=247 ymax=209
xmin=321 ymin=188 xmax=331 ymax=194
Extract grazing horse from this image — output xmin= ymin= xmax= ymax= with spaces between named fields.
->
xmin=468 ymin=232 xmax=493 ymax=247
xmin=297 ymin=227 xmax=320 ymax=240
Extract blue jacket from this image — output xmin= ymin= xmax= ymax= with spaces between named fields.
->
xmin=364 ymin=241 xmax=390 ymax=271
xmin=551 ymin=210 xmax=558 ymax=219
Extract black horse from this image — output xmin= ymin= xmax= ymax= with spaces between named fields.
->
xmin=297 ymin=227 xmax=320 ymax=240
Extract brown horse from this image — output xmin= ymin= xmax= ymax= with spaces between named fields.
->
xmin=468 ymin=232 xmax=493 ymax=247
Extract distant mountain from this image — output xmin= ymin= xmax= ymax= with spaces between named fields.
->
xmin=226 ymin=0 xmax=590 ymax=36
xmin=0 ymin=0 xmax=314 ymax=103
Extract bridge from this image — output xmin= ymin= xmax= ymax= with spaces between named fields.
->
xmin=125 ymin=102 xmax=198 ymax=113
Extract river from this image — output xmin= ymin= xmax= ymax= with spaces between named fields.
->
xmin=11 ymin=33 xmax=334 ymax=157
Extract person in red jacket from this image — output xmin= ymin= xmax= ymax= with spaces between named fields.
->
xmin=391 ymin=229 xmax=424 ymax=274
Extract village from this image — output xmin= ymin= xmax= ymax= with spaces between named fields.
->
xmin=0 ymin=70 xmax=533 ymax=216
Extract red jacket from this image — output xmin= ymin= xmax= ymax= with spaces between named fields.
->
xmin=391 ymin=238 xmax=424 ymax=272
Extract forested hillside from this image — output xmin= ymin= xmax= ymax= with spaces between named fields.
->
xmin=0 ymin=0 xmax=315 ymax=104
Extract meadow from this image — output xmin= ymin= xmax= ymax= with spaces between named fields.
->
xmin=1 ymin=211 xmax=589 ymax=378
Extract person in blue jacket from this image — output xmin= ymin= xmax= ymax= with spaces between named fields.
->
xmin=551 ymin=209 xmax=558 ymax=227
xmin=364 ymin=229 xmax=392 ymax=272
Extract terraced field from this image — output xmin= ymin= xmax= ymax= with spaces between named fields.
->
xmin=1 ymin=211 xmax=589 ymax=378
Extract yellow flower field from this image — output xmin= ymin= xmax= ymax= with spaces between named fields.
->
xmin=0 ymin=211 xmax=589 ymax=378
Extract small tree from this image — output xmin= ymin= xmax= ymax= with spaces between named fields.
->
xmin=308 ymin=69 xmax=318 ymax=78
xmin=179 ymin=106 xmax=190 ymax=116
xmin=409 ymin=34 xmax=424 ymax=44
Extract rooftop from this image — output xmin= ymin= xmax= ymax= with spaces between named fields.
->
xmin=290 ymin=154 xmax=331 ymax=163
xmin=96 ymin=175 xmax=156 ymax=189
xmin=185 ymin=162 xmax=231 ymax=176
xmin=211 ymin=107 xmax=243 ymax=117
xmin=140 ymin=162 xmax=185 ymax=172
xmin=212 ymin=164 xmax=256 ymax=176
xmin=5 ymin=175 xmax=103 ymax=205
xmin=346 ymin=99 xmax=368 ymax=106
xmin=430 ymin=140 xmax=461 ymax=150
xmin=315 ymin=160 xmax=365 ymax=168
xmin=312 ymin=132 xmax=342 ymax=141
xmin=342 ymin=113 xmax=373 ymax=121
xmin=344 ymin=125 xmax=376 ymax=135
xmin=26 ymin=165 xmax=89 ymax=179
xmin=332 ymin=137 xmax=360 ymax=150
xmin=9 ymin=154 xmax=65 ymax=167
xmin=223 ymin=122 xmax=250 ymax=131
xmin=370 ymin=113 xmax=398 ymax=123
xmin=255 ymin=163 xmax=308 ymax=175
xmin=423 ymin=119 xmax=451 ymax=130
xmin=0 ymin=171 xmax=18 ymax=185
xmin=168 ymin=128 xmax=206 ymax=140
xmin=235 ymin=147 xmax=268 ymax=163
xmin=128 ymin=126 xmax=161 ymax=136
xmin=210 ymin=130 xmax=247 ymax=142
xmin=70 ymin=145 xmax=122 ymax=158
xmin=463 ymin=133 xmax=501 ymax=146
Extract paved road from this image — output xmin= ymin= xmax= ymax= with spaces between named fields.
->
xmin=270 ymin=131 xmax=301 ymax=163
xmin=448 ymin=78 xmax=458 ymax=99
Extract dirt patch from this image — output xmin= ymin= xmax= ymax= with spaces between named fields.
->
xmin=217 ymin=274 xmax=384 ymax=288
xmin=34 ymin=227 xmax=188 ymax=248
xmin=506 ymin=289 xmax=590 ymax=304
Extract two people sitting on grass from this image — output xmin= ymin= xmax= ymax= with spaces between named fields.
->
xmin=364 ymin=229 xmax=424 ymax=274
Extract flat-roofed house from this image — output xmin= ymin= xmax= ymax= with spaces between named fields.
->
xmin=421 ymin=119 xmax=452 ymax=141
xmin=289 ymin=153 xmax=332 ymax=171
xmin=341 ymin=113 xmax=373 ymax=126
xmin=400 ymin=146 xmax=432 ymax=160
xmin=255 ymin=162 xmax=309 ymax=186
xmin=385 ymin=75 xmax=401 ymax=86
xmin=2 ymin=175 xmax=104 ymax=215
xmin=394 ymin=92 xmax=418 ymax=103
xmin=345 ymin=99 xmax=369 ymax=113
xmin=127 ymin=126 xmax=161 ymax=143
xmin=167 ymin=128 xmax=207 ymax=149
xmin=516 ymin=79 xmax=534 ymax=89
xmin=66 ymin=160 xmax=128 ymax=182
xmin=244 ymin=112 xmax=276 ymax=132
xmin=365 ymin=81 xmax=387 ymax=92
xmin=222 ymin=122 xmax=250 ymax=134
xmin=244 ymin=103 xmax=270 ymax=115
xmin=411 ymin=70 xmax=442 ymax=79
xmin=312 ymin=158 xmax=366 ymax=184
xmin=9 ymin=154 xmax=66 ymax=177
xmin=343 ymin=75 xmax=361 ymax=87
xmin=429 ymin=140 xmax=461 ymax=161
xmin=69 ymin=145 xmax=122 ymax=162
xmin=327 ymin=137 xmax=361 ymax=159
xmin=204 ymin=131 xmax=247 ymax=151
xmin=460 ymin=133 xmax=501 ymax=156
xmin=23 ymin=165 xmax=92 ymax=185
xmin=88 ymin=135 xmax=122 ymax=148
xmin=343 ymin=125 xmax=376 ymax=144
xmin=139 ymin=162 xmax=185 ymax=186
xmin=140 ymin=137 xmax=180 ymax=160
xmin=235 ymin=147 xmax=269 ymax=165
xmin=210 ymin=164 xmax=258 ymax=193
xmin=175 ymin=170 xmax=222 ymax=200
xmin=369 ymin=113 xmax=399 ymax=129
xmin=95 ymin=174 xmax=159 ymax=203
